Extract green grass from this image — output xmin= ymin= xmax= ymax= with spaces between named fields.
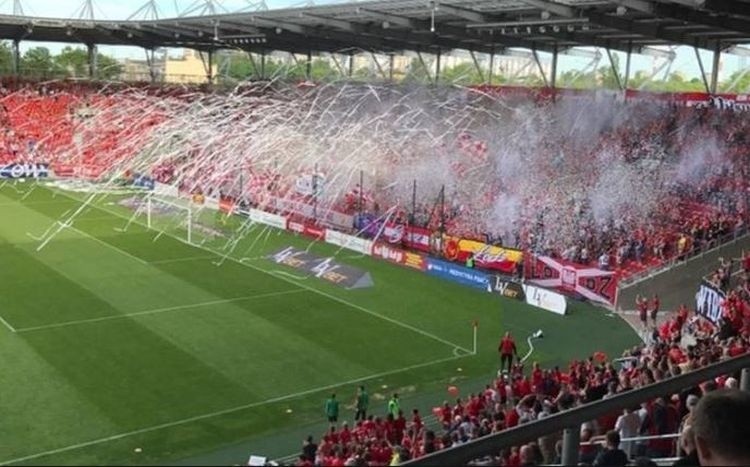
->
xmin=0 ymin=181 xmax=639 ymax=466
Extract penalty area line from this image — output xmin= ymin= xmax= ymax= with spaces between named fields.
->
xmin=13 ymin=289 xmax=310 ymax=333
xmin=0 ymin=353 xmax=470 ymax=466
xmin=49 ymin=189 xmax=474 ymax=356
xmin=0 ymin=313 xmax=16 ymax=333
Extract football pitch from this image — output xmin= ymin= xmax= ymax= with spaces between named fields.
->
xmin=0 ymin=182 xmax=639 ymax=466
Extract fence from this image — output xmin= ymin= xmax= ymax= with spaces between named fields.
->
xmin=618 ymin=226 xmax=749 ymax=290
xmin=404 ymin=353 xmax=750 ymax=465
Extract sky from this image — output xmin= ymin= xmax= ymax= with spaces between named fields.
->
xmin=3 ymin=0 xmax=747 ymax=83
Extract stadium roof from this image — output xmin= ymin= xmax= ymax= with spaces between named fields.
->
xmin=0 ymin=0 xmax=748 ymax=55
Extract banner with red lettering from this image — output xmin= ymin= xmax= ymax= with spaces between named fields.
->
xmin=525 ymin=254 xmax=618 ymax=306
xmin=219 ymin=198 xmax=235 ymax=214
xmin=287 ymin=220 xmax=326 ymax=239
xmin=371 ymin=242 xmax=427 ymax=271
xmin=442 ymin=236 xmax=523 ymax=274
xmin=403 ymin=225 xmax=432 ymax=253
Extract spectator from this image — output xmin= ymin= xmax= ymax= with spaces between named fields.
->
xmin=692 ymin=389 xmax=750 ymax=466
xmin=593 ymin=430 xmax=629 ymax=467
xmin=325 ymin=394 xmax=339 ymax=423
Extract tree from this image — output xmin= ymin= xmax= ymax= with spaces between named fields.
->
xmin=0 ymin=41 xmax=13 ymax=75
xmin=440 ymin=62 xmax=483 ymax=86
xmin=720 ymin=69 xmax=750 ymax=93
xmin=54 ymin=46 xmax=89 ymax=77
xmin=402 ymin=57 xmax=432 ymax=84
xmin=20 ymin=47 xmax=61 ymax=78
xmin=96 ymin=53 xmax=123 ymax=80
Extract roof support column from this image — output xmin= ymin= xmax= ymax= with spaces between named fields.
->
xmin=606 ymin=48 xmax=623 ymax=91
xmin=435 ymin=49 xmax=441 ymax=85
xmin=247 ymin=52 xmax=258 ymax=80
xmin=550 ymin=45 xmax=558 ymax=89
xmin=532 ymin=48 xmax=548 ymax=87
xmin=416 ymin=51 xmax=433 ymax=85
xmin=710 ymin=44 xmax=721 ymax=95
xmin=389 ymin=54 xmax=394 ymax=82
xmin=371 ymin=53 xmax=387 ymax=80
xmin=469 ymin=51 xmax=486 ymax=84
xmin=624 ymin=43 xmax=632 ymax=89
xmin=260 ymin=52 xmax=266 ymax=80
xmin=207 ymin=49 xmax=214 ymax=85
xmin=488 ymin=51 xmax=494 ymax=85
xmin=11 ymin=39 xmax=20 ymax=77
xmin=349 ymin=54 xmax=354 ymax=78
xmin=87 ymin=43 xmax=97 ymax=80
xmin=306 ymin=50 xmax=312 ymax=80
xmin=144 ymin=48 xmax=156 ymax=83
xmin=695 ymin=47 xmax=711 ymax=94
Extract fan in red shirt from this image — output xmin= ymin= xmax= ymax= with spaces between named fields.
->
xmin=637 ymin=295 xmax=649 ymax=328
xmin=651 ymin=294 xmax=660 ymax=325
xmin=499 ymin=332 xmax=518 ymax=373
xmin=531 ymin=362 xmax=544 ymax=393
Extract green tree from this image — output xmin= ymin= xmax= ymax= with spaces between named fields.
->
xmin=96 ymin=52 xmax=123 ymax=80
xmin=402 ymin=57 xmax=432 ymax=84
xmin=54 ymin=46 xmax=89 ymax=77
xmin=0 ymin=41 xmax=13 ymax=75
xmin=440 ymin=62 xmax=483 ymax=85
xmin=20 ymin=47 xmax=61 ymax=78
xmin=719 ymin=69 xmax=750 ymax=93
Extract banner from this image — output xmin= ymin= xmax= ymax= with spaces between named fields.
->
xmin=523 ymin=284 xmax=567 ymax=315
xmin=490 ymin=276 xmax=525 ymax=300
xmin=525 ymin=255 xmax=617 ymax=306
xmin=248 ymin=209 xmax=287 ymax=230
xmin=269 ymin=246 xmax=374 ymax=289
xmin=325 ymin=230 xmax=373 ymax=256
xmin=695 ymin=280 xmax=725 ymax=324
xmin=50 ymin=163 xmax=75 ymax=178
xmin=0 ymin=163 xmax=49 ymax=179
xmin=287 ymin=220 xmax=326 ymax=239
xmin=425 ymin=258 xmax=490 ymax=290
xmin=371 ymin=243 xmax=427 ymax=271
xmin=403 ymin=225 xmax=432 ymax=253
xmin=443 ymin=236 xmax=522 ymax=274
xmin=263 ymin=196 xmax=353 ymax=231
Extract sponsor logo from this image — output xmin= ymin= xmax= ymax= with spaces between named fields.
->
xmin=403 ymin=252 xmax=426 ymax=271
xmin=372 ymin=243 xmax=405 ymax=264
xmin=288 ymin=221 xmax=305 ymax=234
xmin=269 ymin=246 xmax=373 ymax=289
xmin=0 ymin=163 xmax=50 ymax=179
xmin=492 ymin=277 xmax=525 ymax=300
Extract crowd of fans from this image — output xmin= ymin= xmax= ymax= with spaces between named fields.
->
xmin=1 ymin=80 xmax=748 ymax=284
xmin=291 ymin=255 xmax=750 ymax=467
xmin=1 ymin=79 xmax=748 ymax=467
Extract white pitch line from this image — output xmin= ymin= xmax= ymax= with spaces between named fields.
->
xmin=0 ymin=313 xmax=16 ymax=333
xmin=66 ymin=225 xmax=149 ymax=265
xmin=14 ymin=289 xmax=309 ymax=333
xmin=0 ymin=353 xmax=469 ymax=466
xmin=52 ymin=189 xmax=473 ymax=355
xmin=149 ymin=255 xmax=217 ymax=265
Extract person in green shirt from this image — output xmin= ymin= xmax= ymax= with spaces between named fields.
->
xmin=325 ymin=393 xmax=339 ymax=423
xmin=387 ymin=393 xmax=400 ymax=419
xmin=354 ymin=385 xmax=369 ymax=421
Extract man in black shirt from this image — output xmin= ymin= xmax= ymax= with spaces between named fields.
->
xmin=594 ymin=431 xmax=629 ymax=467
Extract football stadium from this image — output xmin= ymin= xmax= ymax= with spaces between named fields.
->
xmin=0 ymin=0 xmax=749 ymax=466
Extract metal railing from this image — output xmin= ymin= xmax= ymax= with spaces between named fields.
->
xmin=618 ymin=226 xmax=749 ymax=290
xmin=405 ymin=353 xmax=750 ymax=466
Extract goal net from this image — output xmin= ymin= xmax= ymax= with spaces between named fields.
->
xmin=123 ymin=195 xmax=235 ymax=248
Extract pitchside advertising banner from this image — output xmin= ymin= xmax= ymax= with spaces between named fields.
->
xmin=0 ymin=163 xmax=49 ymax=179
xmin=695 ymin=280 xmax=725 ymax=324
xmin=371 ymin=242 xmax=427 ymax=271
xmin=525 ymin=255 xmax=617 ymax=306
xmin=425 ymin=258 xmax=491 ymax=290
xmin=269 ymin=246 xmax=374 ymax=289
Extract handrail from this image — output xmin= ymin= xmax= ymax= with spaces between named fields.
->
xmin=405 ymin=353 xmax=750 ymax=466
xmin=618 ymin=227 xmax=749 ymax=290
